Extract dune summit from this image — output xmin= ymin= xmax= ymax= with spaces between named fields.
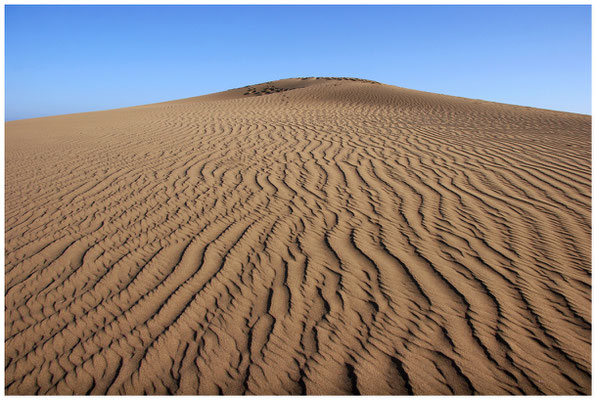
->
xmin=5 ymin=78 xmax=591 ymax=395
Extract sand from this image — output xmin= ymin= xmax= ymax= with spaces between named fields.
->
xmin=5 ymin=77 xmax=591 ymax=395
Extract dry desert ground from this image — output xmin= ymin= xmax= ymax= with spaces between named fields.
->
xmin=5 ymin=78 xmax=591 ymax=395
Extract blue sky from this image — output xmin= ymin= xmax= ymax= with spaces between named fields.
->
xmin=5 ymin=5 xmax=591 ymax=120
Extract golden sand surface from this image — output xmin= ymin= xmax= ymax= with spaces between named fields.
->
xmin=5 ymin=78 xmax=591 ymax=394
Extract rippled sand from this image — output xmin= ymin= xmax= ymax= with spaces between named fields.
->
xmin=5 ymin=78 xmax=591 ymax=395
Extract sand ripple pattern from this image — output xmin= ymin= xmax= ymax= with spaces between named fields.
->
xmin=5 ymin=79 xmax=591 ymax=394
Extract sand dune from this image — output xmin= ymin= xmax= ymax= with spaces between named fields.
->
xmin=5 ymin=77 xmax=591 ymax=395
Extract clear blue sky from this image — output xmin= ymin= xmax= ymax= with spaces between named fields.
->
xmin=5 ymin=5 xmax=591 ymax=120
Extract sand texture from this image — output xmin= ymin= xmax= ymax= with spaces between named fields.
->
xmin=5 ymin=78 xmax=591 ymax=395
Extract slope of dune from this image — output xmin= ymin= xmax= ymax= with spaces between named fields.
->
xmin=5 ymin=78 xmax=591 ymax=395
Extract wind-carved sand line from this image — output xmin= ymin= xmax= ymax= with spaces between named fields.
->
xmin=5 ymin=78 xmax=591 ymax=395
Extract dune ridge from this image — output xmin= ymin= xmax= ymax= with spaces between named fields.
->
xmin=5 ymin=78 xmax=591 ymax=395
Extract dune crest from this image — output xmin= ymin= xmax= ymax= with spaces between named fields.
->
xmin=5 ymin=78 xmax=591 ymax=395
